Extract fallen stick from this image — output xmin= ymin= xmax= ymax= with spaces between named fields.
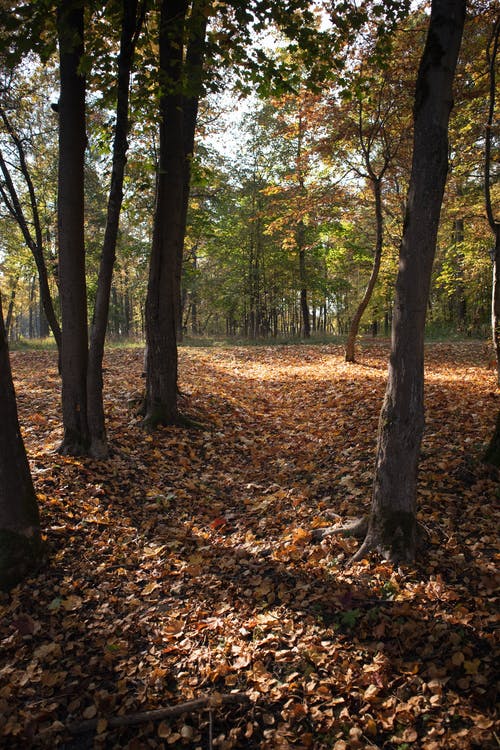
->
xmin=62 ymin=693 xmax=251 ymax=735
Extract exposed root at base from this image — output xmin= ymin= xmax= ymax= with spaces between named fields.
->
xmin=311 ymin=516 xmax=368 ymax=542
xmin=313 ymin=517 xmax=430 ymax=567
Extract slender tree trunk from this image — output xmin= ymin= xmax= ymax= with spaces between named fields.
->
xmin=483 ymin=17 xmax=500 ymax=463
xmin=29 ymin=276 xmax=35 ymax=338
xmin=484 ymin=17 xmax=500 ymax=386
xmin=491 ymin=228 xmax=500 ymax=386
xmin=39 ymin=297 xmax=49 ymax=338
xmin=87 ymin=0 xmax=143 ymax=458
xmin=0 ymin=294 xmax=41 ymax=590
xmin=345 ymin=179 xmax=383 ymax=362
xmin=354 ymin=0 xmax=466 ymax=564
xmin=57 ymin=0 xmax=89 ymax=455
xmin=144 ymin=0 xmax=187 ymax=427
xmin=0 ymin=110 xmax=62 ymax=353
xmin=299 ymin=242 xmax=310 ymax=338
xmin=5 ymin=284 xmax=16 ymax=339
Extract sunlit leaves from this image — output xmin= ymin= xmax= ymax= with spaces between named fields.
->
xmin=0 ymin=341 xmax=497 ymax=746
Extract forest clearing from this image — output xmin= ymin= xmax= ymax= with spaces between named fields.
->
xmin=0 ymin=340 xmax=498 ymax=749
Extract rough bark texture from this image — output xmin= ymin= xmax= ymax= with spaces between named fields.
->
xmin=87 ymin=0 xmax=143 ymax=458
xmin=483 ymin=18 xmax=500 ymax=464
xmin=355 ymin=0 xmax=466 ymax=564
xmin=144 ymin=0 xmax=187 ymax=427
xmin=484 ymin=405 xmax=500 ymax=467
xmin=345 ymin=179 xmax=383 ymax=362
xmin=175 ymin=0 xmax=208 ymax=340
xmin=0 ymin=295 xmax=41 ymax=590
xmin=57 ymin=0 xmax=89 ymax=454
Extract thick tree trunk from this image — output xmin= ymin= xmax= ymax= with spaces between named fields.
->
xmin=484 ymin=405 xmax=500 ymax=467
xmin=57 ymin=0 xmax=89 ymax=454
xmin=87 ymin=0 xmax=143 ymax=458
xmin=0 ymin=294 xmax=41 ymax=590
xmin=354 ymin=0 xmax=466 ymax=564
xmin=345 ymin=179 xmax=383 ymax=362
xmin=175 ymin=0 xmax=208 ymax=340
xmin=144 ymin=0 xmax=187 ymax=427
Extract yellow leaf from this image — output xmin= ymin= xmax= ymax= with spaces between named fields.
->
xmin=142 ymin=582 xmax=159 ymax=596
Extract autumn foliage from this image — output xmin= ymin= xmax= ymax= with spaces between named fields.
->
xmin=0 ymin=342 xmax=498 ymax=748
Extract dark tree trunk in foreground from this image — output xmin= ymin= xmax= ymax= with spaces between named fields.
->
xmin=345 ymin=178 xmax=383 ymax=362
xmin=144 ymin=0 xmax=187 ymax=427
xmin=483 ymin=16 xmax=500 ymax=464
xmin=175 ymin=0 xmax=208 ymax=340
xmin=354 ymin=0 xmax=466 ymax=564
xmin=57 ymin=0 xmax=89 ymax=454
xmin=87 ymin=0 xmax=144 ymax=458
xmin=0 ymin=294 xmax=41 ymax=590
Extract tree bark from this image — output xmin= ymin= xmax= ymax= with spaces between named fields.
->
xmin=354 ymin=0 xmax=466 ymax=564
xmin=144 ymin=0 xmax=188 ymax=427
xmin=484 ymin=17 xmax=500 ymax=385
xmin=490 ymin=228 xmax=500 ymax=386
xmin=87 ymin=0 xmax=144 ymax=458
xmin=5 ymin=284 xmax=16 ymax=339
xmin=483 ymin=16 xmax=500 ymax=463
xmin=0 ymin=127 xmax=62 ymax=353
xmin=175 ymin=0 xmax=208 ymax=340
xmin=0 ymin=293 xmax=41 ymax=590
xmin=57 ymin=0 xmax=89 ymax=454
xmin=299 ymin=243 xmax=311 ymax=338
xmin=345 ymin=178 xmax=383 ymax=362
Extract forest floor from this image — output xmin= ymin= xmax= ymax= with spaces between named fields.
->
xmin=0 ymin=341 xmax=498 ymax=750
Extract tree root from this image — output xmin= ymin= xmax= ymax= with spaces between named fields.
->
xmin=311 ymin=516 xmax=369 ymax=542
xmin=312 ymin=516 xmax=430 ymax=567
xmin=43 ymin=693 xmax=250 ymax=737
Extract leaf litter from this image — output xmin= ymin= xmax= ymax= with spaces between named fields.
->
xmin=1 ymin=341 xmax=498 ymax=749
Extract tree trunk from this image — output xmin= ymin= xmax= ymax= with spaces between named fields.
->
xmin=489 ymin=230 xmax=500 ymax=387
xmin=345 ymin=178 xmax=383 ymax=362
xmin=5 ymin=284 xmax=16 ymax=339
xmin=144 ymin=0 xmax=187 ymax=427
xmin=484 ymin=18 xmax=500 ymax=386
xmin=354 ymin=0 xmax=466 ymax=564
xmin=0 ymin=294 xmax=41 ymax=590
xmin=175 ymin=0 xmax=208 ymax=340
xmin=57 ymin=0 xmax=89 ymax=455
xmin=299 ymin=244 xmax=311 ymax=338
xmin=87 ymin=0 xmax=143 ymax=458
xmin=0 ymin=109 xmax=62 ymax=353
xmin=484 ymin=402 xmax=500 ymax=467
xmin=483 ymin=17 xmax=500 ymax=462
